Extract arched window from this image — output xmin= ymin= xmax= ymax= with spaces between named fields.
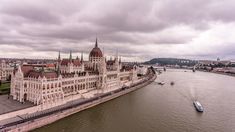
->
xmin=43 ymin=84 xmax=45 ymax=90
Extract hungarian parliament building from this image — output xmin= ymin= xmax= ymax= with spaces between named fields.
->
xmin=10 ymin=39 xmax=145 ymax=108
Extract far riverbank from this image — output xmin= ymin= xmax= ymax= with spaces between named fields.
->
xmin=163 ymin=67 xmax=235 ymax=77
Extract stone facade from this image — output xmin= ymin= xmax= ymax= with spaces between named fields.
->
xmin=10 ymin=39 xmax=138 ymax=109
xmin=0 ymin=60 xmax=14 ymax=81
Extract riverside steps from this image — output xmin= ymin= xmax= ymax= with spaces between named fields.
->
xmin=0 ymin=67 xmax=156 ymax=132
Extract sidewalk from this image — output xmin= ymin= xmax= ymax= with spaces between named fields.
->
xmin=0 ymin=95 xmax=34 ymax=115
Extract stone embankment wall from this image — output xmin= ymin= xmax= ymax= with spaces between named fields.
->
xmin=0 ymin=106 xmax=40 ymax=122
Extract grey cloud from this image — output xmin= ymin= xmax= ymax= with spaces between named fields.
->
xmin=0 ymin=0 xmax=235 ymax=60
xmin=1 ymin=5 xmax=61 ymax=24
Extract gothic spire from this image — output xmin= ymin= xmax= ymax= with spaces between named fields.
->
xmin=81 ymin=52 xmax=83 ymax=62
xmin=58 ymin=51 xmax=61 ymax=62
xmin=14 ymin=62 xmax=17 ymax=69
xmin=56 ymin=61 xmax=60 ymax=75
xmin=13 ymin=62 xmax=17 ymax=74
xmin=115 ymin=49 xmax=118 ymax=59
xmin=69 ymin=50 xmax=72 ymax=61
xmin=95 ymin=37 xmax=98 ymax=48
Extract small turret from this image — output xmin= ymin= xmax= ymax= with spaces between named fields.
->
xmin=58 ymin=51 xmax=61 ymax=62
xmin=13 ymin=62 xmax=17 ymax=74
xmin=81 ymin=52 xmax=83 ymax=63
xmin=95 ymin=37 xmax=98 ymax=48
xmin=115 ymin=49 xmax=118 ymax=60
xmin=69 ymin=50 xmax=72 ymax=62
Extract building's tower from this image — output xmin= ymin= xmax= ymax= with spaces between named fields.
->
xmin=81 ymin=52 xmax=84 ymax=63
xmin=89 ymin=38 xmax=103 ymax=71
xmin=81 ymin=52 xmax=85 ymax=71
xmin=98 ymin=57 xmax=107 ymax=90
xmin=11 ymin=65 xmax=24 ymax=102
xmin=119 ymin=56 xmax=122 ymax=68
xmin=68 ymin=50 xmax=74 ymax=73
xmin=69 ymin=50 xmax=72 ymax=62
xmin=57 ymin=51 xmax=61 ymax=75
xmin=58 ymin=51 xmax=61 ymax=62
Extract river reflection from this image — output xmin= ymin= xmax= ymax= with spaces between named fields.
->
xmin=34 ymin=69 xmax=235 ymax=132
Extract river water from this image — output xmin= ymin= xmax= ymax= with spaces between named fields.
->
xmin=34 ymin=69 xmax=235 ymax=132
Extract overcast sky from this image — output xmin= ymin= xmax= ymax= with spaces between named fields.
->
xmin=0 ymin=0 xmax=235 ymax=61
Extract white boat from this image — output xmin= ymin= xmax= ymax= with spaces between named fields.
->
xmin=158 ymin=81 xmax=165 ymax=85
xmin=193 ymin=101 xmax=204 ymax=112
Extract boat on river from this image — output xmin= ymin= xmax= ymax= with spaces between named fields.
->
xmin=193 ymin=101 xmax=204 ymax=112
xmin=158 ymin=81 xmax=165 ymax=85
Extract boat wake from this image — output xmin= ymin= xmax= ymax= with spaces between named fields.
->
xmin=190 ymin=87 xmax=198 ymax=101
xmin=171 ymin=83 xmax=198 ymax=103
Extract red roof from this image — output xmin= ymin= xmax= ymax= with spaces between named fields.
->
xmin=73 ymin=59 xmax=81 ymax=66
xmin=28 ymin=71 xmax=57 ymax=78
xmin=61 ymin=59 xmax=81 ymax=66
xmin=61 ymin=59 xmax=70 ymax=66
xmin=107 ymin=60 xmax=115 ymax=65
xmin=21 ymin=65 xmax=34 ymax=77
xmin=89 ymin=47 xmax=103 ymax=58
xmin=19 ymin=65 xmax=57 ymax=78
xmin=46 ymin=63 xmax=55 ymax=67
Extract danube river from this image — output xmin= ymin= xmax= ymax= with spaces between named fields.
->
xmin=34 ymin=69 xmax=235 ymax=132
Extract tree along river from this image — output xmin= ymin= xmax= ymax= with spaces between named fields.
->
xmin=34 ymin=69 xmax=235 ymax=132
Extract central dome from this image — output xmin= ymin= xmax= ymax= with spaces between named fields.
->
xmin=89 ymin=38 xmax=103 ymax=58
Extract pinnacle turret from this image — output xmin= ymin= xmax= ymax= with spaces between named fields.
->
xmin=58 ymin=51 xmax=61 ymax=62
xmin=95 ymin=37 xmax=98 ymax=48
xmin=81 ymin=52 xmax=83 ymax=62
xmin=69 ymin=50 xmax=72 ymax=61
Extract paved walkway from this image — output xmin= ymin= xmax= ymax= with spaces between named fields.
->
xmin=0 ymin=95 xmax=34 ymax=115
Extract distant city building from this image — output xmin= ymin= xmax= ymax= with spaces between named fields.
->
xmin=10 ymin=38 xmax=139 ymax=109
xmin=0 ymin=60 xmax=14 ymax=81
xmin=197 ymin=59 xmax=235 ymax=75
xmin=198 ymin=60 xmax=231 ymax=67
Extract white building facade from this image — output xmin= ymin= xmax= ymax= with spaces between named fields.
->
xmin=10 ymin=39 xmax=138 ymax=109
xmin=0 ymin=60 xmax=14 ymax=81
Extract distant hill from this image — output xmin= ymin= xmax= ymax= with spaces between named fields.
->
xmin=144 ymin=58 xmax=198 ymax=66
